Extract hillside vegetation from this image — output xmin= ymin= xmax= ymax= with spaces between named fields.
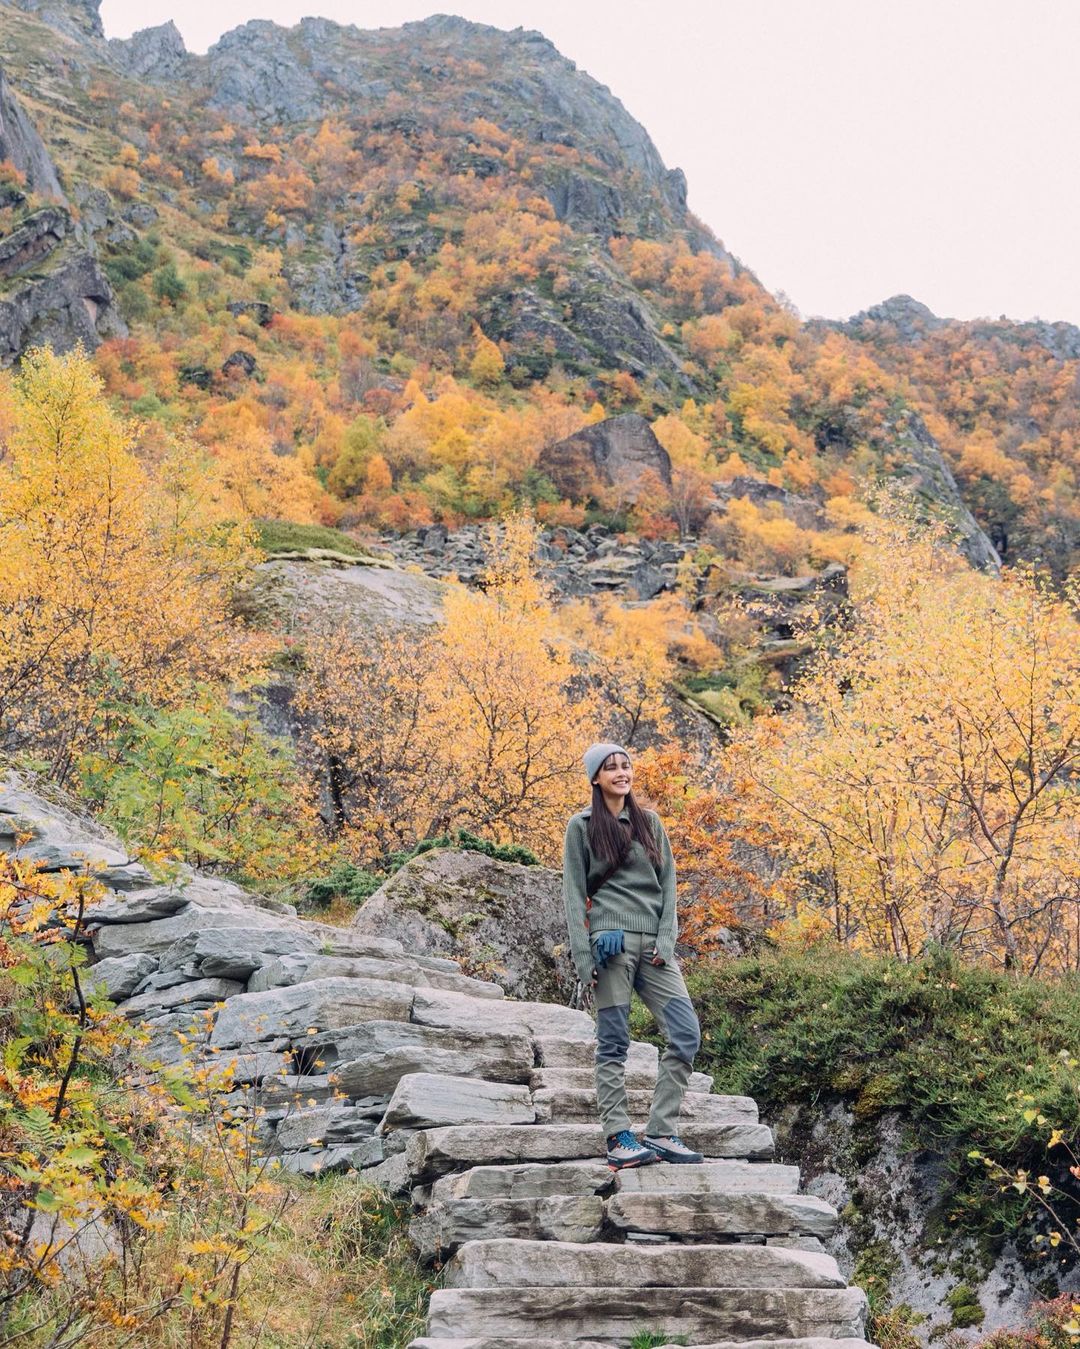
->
xmin=0 ymin=5 xmax=1078 ymax=1343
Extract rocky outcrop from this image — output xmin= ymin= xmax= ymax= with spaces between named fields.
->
xmin=841 ymin=294 xmax=946 ymax=344
xmin=0 ymin=64 xmax=64 ymax=201
xmin=539 ymin=413 xmax=673 ymax=505
xmin=108 ymin=21 xmax=190 ymax=82
xmin=0 ymin=247 xmax=124 ymax=365
xmin=839 ymin=293 xmax=1080 ymax=364
xmin=0 ymin=205 xmax=67 ymax=279
xmin=885 ymin=409 xmax=1000 ymax=572
xmin=776 ymin=1098 xmax=1051 ymax=1342
xmin=351 ymin=849 xmax=575 ymax=1004
xmin=9 ymin=0 xmax=103 ymax=42
xmin=0 ymin=64 xmax=125 ymax=363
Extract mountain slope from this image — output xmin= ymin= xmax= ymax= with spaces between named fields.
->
xmin=0 ymin=0 xmax=1033 ymax=573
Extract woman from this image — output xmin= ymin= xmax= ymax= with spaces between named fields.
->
xmin=562 ymin=741 xmax=704 ymax=1170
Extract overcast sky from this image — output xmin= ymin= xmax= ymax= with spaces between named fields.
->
xmin=97 ymin=0 xmax=1080 ymax=325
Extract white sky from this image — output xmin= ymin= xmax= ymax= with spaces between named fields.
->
xmin=97 ymin=0 xmax=1080 ymax=325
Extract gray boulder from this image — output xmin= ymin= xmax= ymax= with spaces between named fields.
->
xmin=209 ymin=976 xmax=414 ymax=1048
xmin=120 ymin=977 xmax=243 ymax=1018
xmin=538 ymin=413 xmax=672 ymax=506
xmin=91 ymin=907 xmax=303 ymax=960
xmin=379 ymin=1073 xmax=536 ymax=1132
xmin=83 ymin=953 xmax=157 ymax=1001
xmin=351 ymin=849 xmax=574 ymax=1002
xmin=108 ymin=21 xmax=189 ymax=81
xmin=0 ymin=250 xmax=125 ymax=367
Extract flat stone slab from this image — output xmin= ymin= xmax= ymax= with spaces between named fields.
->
xmin=430 ymin=1161 xmax=613 ymax=1204
xmin=443 ymin=1239 xmax=846 ymax=1290
xmin=322 ymin=1020 xmax=534 ymax=1096
xmin=408 ymin=1341 xmax=873 ymax=1349
xmin=336 ymin=1043 xmax=533 ymax=1098
xmin=614 ymin=1160 xmax=801 ymax=1195
xmin=248 ymin=953 xmax=503 ymax=999
xmin=381 ymin=1073 xmax=536 ymax=1131
xmin=273 ymin=1103 xmax=378 ymax=1151
xmin=532 ymin=1088 xmax=757 ymax=1125
xmin=409 ymin=1339 xmax=620 ymax=1349
xmin=660 ymin=1340 xmax=875 ymax=1349
xmin=528 ymin=1067 xmax=713 ymax=1094
xmin=406 ymin=1122 xmax=773 ymax=1182
xmin=210 ymin=978 xmax=414 ymax=1048
xmin=159 ymin=927 xmax=319 ymax=981
xmin=310 ymin=1019 xmax=531 ymax=1069
xmin=533 ymin=1037 xmax=658 ymax=1071
xmin=89 ymin=887 xmax=191 ymax=924
xmin=411 ymin=1196 xmax=604 ymax=1262
xmin=120 ymin=977 xmax=243 ymax=1017
xmin=412 ymin=988 xmax=592 ymax=1040
xmin=605 ymin=1191 xmax=838 ymax=1239
xmin=84 ymin=952 xmax=158 ymax=1001
xmin=425 ymin=1286 xmax=867 ymax=1341
xmin=92 ymin=907 xmax=305 ymax=960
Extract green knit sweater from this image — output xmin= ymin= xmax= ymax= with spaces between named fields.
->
xmin=561 ymin=804 xmax=678 ymax=986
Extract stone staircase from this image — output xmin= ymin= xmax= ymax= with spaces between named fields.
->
xmin=1 ymin=778 xmax=874 ymax=1349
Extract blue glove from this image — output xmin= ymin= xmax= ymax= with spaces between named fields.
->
xmin=591 ymin=930 xmax=624 ymax=969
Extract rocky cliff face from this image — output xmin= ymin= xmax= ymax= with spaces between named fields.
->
xmin=0 ymin=58 xmax=124 ymax=362
xmin=0 ymin=65 xmax=64 ymax=199
xmin=834 ymin=291 xmax=1080 ymax=363
xmin=9 ymin=0 xmax=101 ymax=39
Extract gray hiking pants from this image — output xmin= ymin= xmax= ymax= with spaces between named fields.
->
xmin=593 ymin=930 xmax=701 ymax=1138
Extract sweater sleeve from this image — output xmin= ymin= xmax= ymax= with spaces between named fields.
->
xmin=561 ymin=816 xmax=595 ymax=986
xmin=652 ymin=814 xmax=678 ymax=964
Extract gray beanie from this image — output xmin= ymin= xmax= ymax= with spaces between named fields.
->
xmin=583 ymin=742 xmax=630 ymax=784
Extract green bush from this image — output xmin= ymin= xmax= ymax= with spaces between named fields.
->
xmin=303 ymin=830 xmax=539 ymax=913
xmin=630 ymin=944 xmax=1080 ymax=1250
xmin=254 ymin=519 xmax=368 ymax=556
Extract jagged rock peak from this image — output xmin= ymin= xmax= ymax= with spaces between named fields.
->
xmin=108 ymin=21 xmax=189 ymax=82
xmin=0 ymin=63 xmax=65 ymax=201
xmin=846 ymin=294 xmax=945 ymax=337
xmin=8 ymin=0 xmax=102 ymax=39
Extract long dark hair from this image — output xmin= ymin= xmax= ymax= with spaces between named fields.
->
xmin=587 ymin=782 xmax=662 ymax=871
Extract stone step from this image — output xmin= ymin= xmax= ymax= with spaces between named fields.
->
xmin=424 ymin=1285 xmax=868 ymax=1341
xmin=411 ymin=1188 xmax=835 ymax=1262
xmin=406 ymin=1123 xmax=774 ymax=1182
xmin=381 ymin=1074 xmax=536 ymax=1131
xmin=248 ymin=953 xmax=503 ymax=1000
xmin=409 ymin=1340 xmax=621 ymax=1349
xmin=528 ymin=1067 xmax=714 ymax=1094
xmin=533 ymin=1038 xmax=658 ymax=1071
xmin=413 ymin=989 xmax=593 ymax=1041
xmin=411 ymin=1196 xmax=605 ymax=1262
xmin=605 ymin=1191 xmax=838 ymax=1240
xmin=426 ymin=1159 xmax=800 ymax=1204
xmin=429 ymin=1161 xmax=613 ymax=1204
xmin=531 ymin=1088 xmax=757 ymax=1125
xmin=409 ymin=1338 xmax=875 ymax=1349
xmin=443 ymin=1238 xmax=846 ymax=1290
xmin=310 ymin=1020 xmax=534 ymax=1093
xmin=614 ymin=1159 xmax=802 ymax=1195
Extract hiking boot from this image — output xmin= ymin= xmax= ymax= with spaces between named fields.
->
xmin=606 ymin=1129 xmax=659 ymax=1170
xmin=642 ymin=1133 xmax=704 ymax=1164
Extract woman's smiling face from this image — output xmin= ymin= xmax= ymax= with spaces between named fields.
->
xmin=597 ymin=753 xmax=632 ymax=795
